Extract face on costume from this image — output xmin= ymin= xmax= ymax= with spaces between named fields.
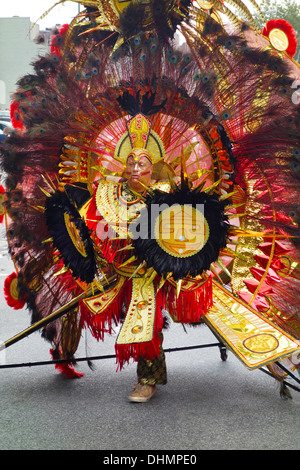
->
xmin=125 ymin=149 xmax=153 ymax=192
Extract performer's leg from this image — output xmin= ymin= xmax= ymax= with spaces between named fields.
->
xmin=129 ymin=337 xmax=167 ymax=402
xmin=136 ymin=346 xmax=167 ymax=386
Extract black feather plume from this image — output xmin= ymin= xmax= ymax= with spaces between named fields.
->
xmin=117 ymin=90 xmax=167 ymax=116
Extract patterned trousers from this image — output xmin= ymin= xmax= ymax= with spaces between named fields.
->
xmin=137 ymin=343 xmax=167 ymax=385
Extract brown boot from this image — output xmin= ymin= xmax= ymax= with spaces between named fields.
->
xmin=128 ymin=383 xmax=156 ymax=403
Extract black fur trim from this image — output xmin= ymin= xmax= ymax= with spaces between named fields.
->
xmin=64 ymin=182 xmax=91 ymax=210
xmin=45 ymin=190 xmax=97 ymax=283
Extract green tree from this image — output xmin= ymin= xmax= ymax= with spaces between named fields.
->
xmin=254 ymin=0 xmax=300 ymax=61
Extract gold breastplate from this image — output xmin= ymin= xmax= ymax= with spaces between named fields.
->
xmin=95 ymin=180 xmax=170 ymax=238
xmin=95 ymin=180 xmax=145 ymax=238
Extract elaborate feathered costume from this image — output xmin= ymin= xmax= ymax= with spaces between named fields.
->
xmin=1 ymin=0 xmax=300 ymax=394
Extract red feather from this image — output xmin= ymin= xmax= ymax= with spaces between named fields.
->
xmin=53 ymin=362 xmax=84 ymax=379
xmin=262 ymin=19 xmax=298 ymax=57
xmin=10 ymin=99 xmax=24 ymax=130
xmin=50 ymin=24 xmax=69 ymax=57
xmin=4 ymin=272 xmax=26 ymax=310
xmin=50 ymin=349 xmax=84 ymax=378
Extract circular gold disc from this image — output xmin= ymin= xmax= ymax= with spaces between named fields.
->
xmin=269 ymin=28 xmax=289 ymax=52
xmin=154 ymin=204 xmax=209 ymax=258
xmin=243 ymin=333 xmax=279 ymax=354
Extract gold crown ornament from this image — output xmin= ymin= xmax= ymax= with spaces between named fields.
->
xmin=114 ymin=113 xmax=166 ymax=166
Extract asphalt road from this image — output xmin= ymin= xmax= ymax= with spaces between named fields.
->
xmin=0 ymin=247 xmax=299 ymax=452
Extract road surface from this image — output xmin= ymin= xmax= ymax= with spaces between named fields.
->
xmin=0 ymin=246 xmax=299 ymax=451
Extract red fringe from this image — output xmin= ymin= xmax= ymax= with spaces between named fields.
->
xmin=80 ymin=275 xmax=212 ymax=369
xmin=166 ymin=276 xmax=213 ymax=323
xmin=115 ymin=340 xmax=161 ymax=371
xmin=79 ymin=276 xmax=164 ymax=370
xmin=79 ymin=280 xmax=130 ymax=341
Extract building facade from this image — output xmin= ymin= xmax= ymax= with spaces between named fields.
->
xmin=0 ymin=17 xmax=51 ymax=115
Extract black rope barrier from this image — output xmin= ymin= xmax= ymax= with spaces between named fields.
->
xmin=0 ymin=342 xmax=223 ymax=370
xmin=1 ymin=341 xmax=299 ymax=394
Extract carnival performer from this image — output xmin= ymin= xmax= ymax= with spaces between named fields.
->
xmin=1 ymin=1 xmax=300 ymax=401
xmin=102 ymin=144 xmax=167 ymax=402
xmin=74 ymin=110 xmax=213 ymax=402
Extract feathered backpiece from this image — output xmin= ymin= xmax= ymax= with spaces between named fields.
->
xmin=1 ymin=0 xmax=300 ymax=372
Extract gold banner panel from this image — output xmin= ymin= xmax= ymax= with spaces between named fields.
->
xmin=205 ymin=281 xmax=300 ymax=370
xmin=82 ymin=276 xmax=126 ymax=314
xmin=116 ymin=277 xmax=156 ymax=346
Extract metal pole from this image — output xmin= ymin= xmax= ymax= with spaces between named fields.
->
xmin=0 ymin=275 xmax=116 ymax=351
xmin=0 ymin=289 xmax=91 ymax=352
